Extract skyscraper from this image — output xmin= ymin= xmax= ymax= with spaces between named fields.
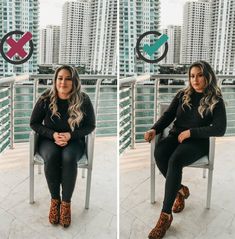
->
xmin=119 ymin=0 xmax=160 ymax=76
xmin=59 ymin=0 xmax=91 ymax=66
xmin=0 ymin=0 xmax=39 ymax=77
xmin=59 ymin=0 xmax=117 ymax=75
xmin=180 ymin=0 xmax=210 ymax=64
xmin=89 ymin=0 xmax=117 ymax=74
xmin=39 ymin=25 xmax=60 ymax=64
xmin=211 ymin=0 xmax=235 ymax=75
xmin=161 ymin=25 xmax=181 ymax=64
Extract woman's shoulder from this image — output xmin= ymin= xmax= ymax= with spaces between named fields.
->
xmin=81 ymin=91 xmax=91 ymax=102
xmin=37 ymin=89 xmax=50 ymax=106
xmin=216 ymin=95 xmax=226 ymax=106
xmin=175 ymin=89 xmax=185 ymax=98
xmin=40 ymin=89 xmax=50 ymax=99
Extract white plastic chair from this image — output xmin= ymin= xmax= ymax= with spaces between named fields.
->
xmin=150 ymin=103 xmax=216 ymax=209
xmin=29 ymin=130 xmax=95 ymax=209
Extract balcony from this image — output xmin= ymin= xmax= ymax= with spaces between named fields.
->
xmin=0 ymin=74 xmax=117 ymax=153
xmin=0 ymin=74 xmax=117 ymax=238
xmin=119 ymin=74 xmax=235 ymax=239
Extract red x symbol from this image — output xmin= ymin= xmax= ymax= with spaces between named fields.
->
xmin=6 ymin=32 xmax=32 ymax=58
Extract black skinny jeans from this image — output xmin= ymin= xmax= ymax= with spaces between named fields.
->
xmin=154 ymin=134 xmax=209 ymax=214
xmin=38 ymin=138 xmax=85 ymax=203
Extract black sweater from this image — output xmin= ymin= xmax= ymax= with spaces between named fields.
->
xmin=151 ymin=90 xmax=227 ymax=138
xmin=30 ymin=91 xmax=96 ymax=141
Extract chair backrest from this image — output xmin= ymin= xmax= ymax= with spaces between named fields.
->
xmin=158 ymin=103 xmax=173 ymax=139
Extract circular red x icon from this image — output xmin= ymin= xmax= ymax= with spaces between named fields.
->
xmin=0 ymin=30 xmax=34 ymax=64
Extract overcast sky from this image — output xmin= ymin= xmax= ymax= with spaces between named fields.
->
xmin=161 ymin=0 xmax=195 ymax=28
xmin=39 ymin=0 xmax=193 ymax=29
xmin=39 ymin=0 xmax=68 ymax=28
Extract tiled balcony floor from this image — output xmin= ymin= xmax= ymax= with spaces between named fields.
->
xmin=0 ymin=137 xmax=117 ymax=239
xmin=120 ymin=137 xmax=235 ymax=239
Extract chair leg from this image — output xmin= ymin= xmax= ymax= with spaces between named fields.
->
xmin=38 ymin=164 xmax=42 ymax=174
xmin=206 ymin=168 xmax=213 ymax=209
xmin=150 ymin=155 xmax=156 ymax=204
xmin=82 ymin=168 xmax=86 ymax=178
xmin=29 ymin=161 xmax=35 ymax=204
xmin=150 ymin=140 xmax=156 ymax=204
xmin=85 ymin=169 xmax=92 ymax=209
xmin=203 ymin=168 xmax=207 ymax=178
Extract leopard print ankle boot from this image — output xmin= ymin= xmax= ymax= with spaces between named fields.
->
xmin=49 ymin=199 xmax=60 ymax=225
xmin=60 ymin=201 xmax=71 ymax=228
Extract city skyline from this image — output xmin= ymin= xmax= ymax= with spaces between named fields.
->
xmin=39 ymin=0 xmax=196 ymax=28
xmin=0 ymin=0 xmax=39 ymax=77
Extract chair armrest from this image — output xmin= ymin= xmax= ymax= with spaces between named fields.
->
xmin=86 ymin=131 xmax=95 ymax=168
xmin=208 ymin=137 xmax=216 ymax=168
xmin=29 ymin=131 xmax=39 ymax=155
xmin=150 ymin=136 xmax=156 ymax=163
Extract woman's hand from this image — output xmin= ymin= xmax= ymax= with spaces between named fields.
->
xmin=58 ymin=132 xmax=71 ymax=142
xmin=53 ymin=132 xmax=70 ymax=147
xmin=144 ymin=129 xmax=156 ymax=142
xmin=178 ymin=130 xmax=191 ymax=143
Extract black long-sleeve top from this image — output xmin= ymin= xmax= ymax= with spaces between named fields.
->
xmin=151 ymin=90 xmax=227 ymax=138
xmin=30 ymin=91 xmax=96 ymax=141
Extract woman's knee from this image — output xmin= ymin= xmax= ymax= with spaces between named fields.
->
xmin=61 ymin=150 xmax=77 ymax=166
xmin=39 ymin=140 xmax=61 ymax=163
xmin=40 ymin=149 xmax=60 ymax=164
xmin=168 ymin=155 xmax=182 ymax=172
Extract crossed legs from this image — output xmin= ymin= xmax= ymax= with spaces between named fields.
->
xmin=154 ymin=134 xmax=209 ymax=214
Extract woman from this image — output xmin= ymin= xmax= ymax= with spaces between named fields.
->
xmin=30 ymin=65 xmax=96 ymax=227
xmin=144 ymin=61 xmax=226 ymax=239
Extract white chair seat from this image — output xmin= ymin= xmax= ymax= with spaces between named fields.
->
xmin=188 ymin=155 xmax=209 ymax=167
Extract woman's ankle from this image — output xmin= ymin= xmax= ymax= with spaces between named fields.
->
xmin=161 ymin=212 xmax=172 ymax=220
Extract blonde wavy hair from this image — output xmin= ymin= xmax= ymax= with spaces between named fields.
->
xmin=41 ymin=65 xmax=84 ymax=131
xmin=182 ymin=60 xmax=222 ymax=118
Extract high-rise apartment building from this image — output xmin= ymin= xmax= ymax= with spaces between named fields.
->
xmin=119 ymin=0 xmax=160 ymax=76
xmin=180 ymin=0 xmax=210 ymax=64
xmin=89 ymin=0 xmax=117 ymax=74
xmin=211 ymin=0 xmax=235 ymax=75
xmin=59 ymin=0 xmax=117 ymax=75
xmin=161 ymin=25 xmax=181 ymax=64
xmin=0 ymin=0 xmax=39 ymax=77
xmin=39 ymin=25 xmax=60 ymax=64
xmin=59 ymin=0 xmax=91 ymax=66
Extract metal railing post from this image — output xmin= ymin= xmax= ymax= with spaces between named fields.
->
xmin=154 ymin=79 xmax=158 ymax=122
xmin=9 ymin=82 xmax=14 ymax=149
xmin=95 ymin=79 xmax=102 ymax=117
xmin=130 ymin=82 xmax=136 ymax=149
xmin=33 ymin=78 xmax=38 ymax=105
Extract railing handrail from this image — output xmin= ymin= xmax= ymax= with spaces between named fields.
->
xmin=0 ymin=74 xmax=116 ymax=86
xmin=29 ymin=74 xmax=116 ymax=79
xmin=120 ymin=74 xmax=235 ymax=84
xmin=151 ymin=74 xmax=235 ymax=81
xmin=119 ymin=74 xmax=151 ymax=86
xmin=0 ymin=75 xmax=29 ymax=85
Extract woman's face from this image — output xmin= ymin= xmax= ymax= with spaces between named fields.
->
xmin=56 ymin=69 xmax=73 ymax=99
xmin=189 ymin=66 xmax=207 ymax=93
